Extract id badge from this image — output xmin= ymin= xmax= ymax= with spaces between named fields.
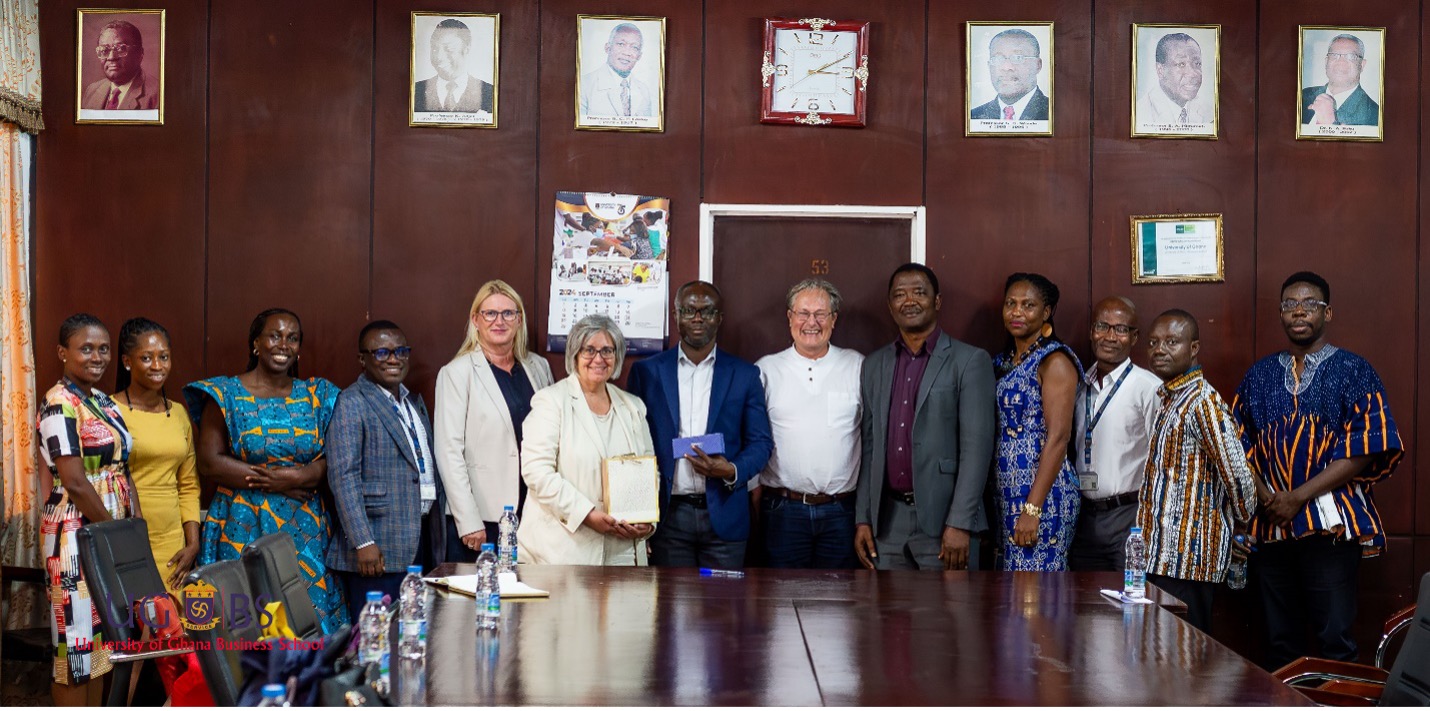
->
xmin=420 ymin=483 xmax=437 ymax=502
xmin=1078 ymin=470 xmax=1098 ymax=492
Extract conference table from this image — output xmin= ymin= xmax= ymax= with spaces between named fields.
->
xmin=399 ymin=564 xmax=1311 ymax=706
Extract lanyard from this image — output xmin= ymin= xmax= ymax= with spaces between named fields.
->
xmin=64 ymin=379 xmax=131 ymax=464
xmin=389 ymin=397 xmax=427 ymax=476
xmin=1082 ymin=364 xmax=1133 ymax=470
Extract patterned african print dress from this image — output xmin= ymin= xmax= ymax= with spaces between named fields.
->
xmin=994 ymin=341 xmax=1083 ymax=571
xmin=38 ymin=380 xmax=137 ymax=685
xmin=185 ymin=376 xmax=349 ymax=633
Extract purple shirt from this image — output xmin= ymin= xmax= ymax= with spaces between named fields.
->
xmin=885 ymin=326 xmax=941 ymax=494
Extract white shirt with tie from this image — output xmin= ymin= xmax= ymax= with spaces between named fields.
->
xmin=673 ymin=346 xmax=716 ymax=496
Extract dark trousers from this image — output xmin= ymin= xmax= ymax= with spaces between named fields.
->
xmin=337 ymin=512 xmax=436 ymax=623
xmin=444 ymin=514 xmax=481 ymax=564
xmin=1148 ymin=573 xmax=1217 ymax=634
xmin=1068 ymin=498 xmax=1139 ymax=572
xmin=650 ymin=499 xmax=746 ymax=568
xmin=762 ymin=495 xmax=858 ymax=569
xmin=1254 ymin=534 xmax=1362 ymax=668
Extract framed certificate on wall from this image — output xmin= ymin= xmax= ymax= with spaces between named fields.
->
xmin=1130 ymin=214 xmax=1224 ymax=284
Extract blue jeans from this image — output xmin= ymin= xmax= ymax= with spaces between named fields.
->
xmin=650 ymin=500 xmax=746 ymax=568
xmin=762 ymin=495 xmax=858 ymax=569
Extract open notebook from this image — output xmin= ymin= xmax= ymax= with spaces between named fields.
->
xmin=425 ymin=572 xmax=550 ymax=599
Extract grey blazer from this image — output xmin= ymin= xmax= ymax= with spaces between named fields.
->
xmin=855 ymin=332 xmax=997 ymax=538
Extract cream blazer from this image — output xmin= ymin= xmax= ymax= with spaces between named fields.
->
xmin=517 ymin=376 xmax=656 ymax=565
xmin=433 ymin=349 xmax=555 ymax=537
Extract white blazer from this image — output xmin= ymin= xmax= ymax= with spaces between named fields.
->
xmin=433 ymin=349 xmax=555 ymax=537
xmin=517 ymin=376 xmax=656 ymax=565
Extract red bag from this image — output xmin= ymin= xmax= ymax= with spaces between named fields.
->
xmin=133 ymin=594 xmax=214 ymax=705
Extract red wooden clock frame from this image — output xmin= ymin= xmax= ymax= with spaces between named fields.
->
xmin=759 ymin=17 xmax=870 ymax=127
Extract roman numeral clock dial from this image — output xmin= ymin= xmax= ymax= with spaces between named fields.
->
xmin=760 ymin=18 xmax=870 ymax=127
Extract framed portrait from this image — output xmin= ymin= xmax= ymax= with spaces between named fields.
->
xmin=410 ymin=12 xmax=499 ymax=128
xmin=1296 ymin=26 xmax=1385 ymax=141
xmin=1131 ymin=24 xmax=1220 ymax=139
xmin=965 ymin=21 xmax=1054 ymax=137
xmin=1129 ymin=214 xmax=1224 ymax=284
xmin=76 ymin=8 xmax=165 ymax=125
xmin=575 ymin=15 xmax=666 ymax=132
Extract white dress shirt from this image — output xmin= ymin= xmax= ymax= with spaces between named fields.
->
xmin=378 ymin=383 xmax=437 ymax=514
xmin=755 ymin=345 xmax=864 ymax=495
xmin=673 ymin=346 xmax=717 ymax=495
xmin=436 ymin=74 xmax=470 ymax=110
xmin=1071 ymin=359 xmax=1162 ymax=500
xmin=1137 ymin=85 xmax=1211 ymax=125
xmin=997 ymin=87 xmax=1038 ymax=120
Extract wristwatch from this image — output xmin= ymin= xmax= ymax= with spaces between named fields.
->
xmin=1021 ymin=502 xmax=1042 ymax=520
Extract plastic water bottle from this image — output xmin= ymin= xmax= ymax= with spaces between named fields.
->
xmin=358 ymin=590 xmax=391 ymax=693
xmin=1124 ymin=526 xmax=1147 ymax=599
xmin=497 ymin=505 xmax=520 ymax=572
xmin=1226 ymin=534 xmax=1249 ymax=590
xmin=475 ymin=543 xmax=501 ymax=631
xmin=398 ymin=565 xmax=427 ymax=660
xmin=257 ymin=683 xmax=288 ymax=707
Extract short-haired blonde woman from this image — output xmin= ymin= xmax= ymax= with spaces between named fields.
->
xmin=434 ymin=280 xmax=554 ymax=562
xmin=518 ymin=315 xmax=656 ymax=564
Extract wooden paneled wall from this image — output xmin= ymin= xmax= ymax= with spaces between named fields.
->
xmin=35 ymin=0 xmax=1425 ymax=665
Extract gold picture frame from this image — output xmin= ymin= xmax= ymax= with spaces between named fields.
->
xmin=575 ymin=15 xmax=666 ymax=132
xmin=1295 ymin=25 xmax=1385 ymax=142
xmin=76 ymin=8 xmax=165 ymax=125
xmin=409 ymin=12 xmax=500 ymax=128
xmin=1130 ymin=213 xmax=1225 ymax=284
xmin=1131 ymin=23 xmax=1220 ymax=140
xmin=964 ymin=21 xmax=1054 ymax=137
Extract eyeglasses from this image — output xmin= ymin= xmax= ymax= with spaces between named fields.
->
xmin=361 ymin=347 xmax=412 ymax=361
xmin=95 ymin=43 xmax=136 ymax=59
xmin=1164 ymin=60 xmax=1203 ymax=71
xmin=1326 ymin=52 xmax=1362 ymax=62
xmin=1092 ymin=322 xmax=1134 ymax=336
xmin=479 ymin=309 xmax=521 ymax=323
xmin=988 ymin=54 xmax=1037 ymax=64
xmin=677 ymin=307 xmax=721 ymax=320
xmin=1280 ymin=299 xmax=1328 ymax=313
xmin=578 ymin=346 xmax=617 ymax=361
xmin=791 ymin=310 xmax=833 ymax=324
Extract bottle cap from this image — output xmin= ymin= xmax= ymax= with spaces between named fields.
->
xmin=481 ymin=542 xmax=495 ymax=551
xmin=504 ymin=505 xmax=515 ymax=511
xmin=366 ymin=590 xmax=382 ymax=602
xmin=408 ymin=565 xmax=422 ymax=575
xmin=1130 ymin=526 xmax=1142 ymax=534
xmin=1234 ymin=534 xmax=1245 ymax=543
xmin=262 ymin=684 xmax=285 ymax=698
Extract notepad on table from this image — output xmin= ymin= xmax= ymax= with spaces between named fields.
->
xmin=424 ymin=572 xmax=550 ymax=599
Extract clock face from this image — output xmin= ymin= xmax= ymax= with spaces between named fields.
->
xmin=769 ymin=29 xmax=860 ymax=116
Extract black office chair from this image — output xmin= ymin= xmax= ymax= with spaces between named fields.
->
xmin=1275 ymin=570 xmax=1430 ymax=706
xmin=76 ymin=518 xmax=185 ymax=706
xmin=183 ymin=559 xmax=261 ymax=706
xmin=240 ymin=533 xmax=322 ymax=640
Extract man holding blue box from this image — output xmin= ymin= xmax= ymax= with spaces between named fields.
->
xmin=628 ymin=281 xmax=773 ymax=568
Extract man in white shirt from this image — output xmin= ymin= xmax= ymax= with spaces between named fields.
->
xmin=1068 ymin=297 xmax=1162 ymax=571
xmin=1136 ymin=32 xmax=1209 ymax=125
xmin=413 ymin=18 xmax=495 ymax=114
xmin=969 ymin=29 xmax=1048 ymax=121
xmin=755 ymin=279 xmax=864 ymax=569
xmin=1301 ymin=34 xmax=1380 ymax=126
xmin=79 ymin=20 xmax=160 ymax=111
xmin=579 ymin=23 xmax=655 ymax=118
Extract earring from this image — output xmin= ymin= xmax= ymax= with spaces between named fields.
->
xmin=124 ymin=366 xmax=131 ymax=371
xmin=253 ymin=349 xmax=259 ymax=356
xmin=1040 ymin=323 xmax=1053 ymax=339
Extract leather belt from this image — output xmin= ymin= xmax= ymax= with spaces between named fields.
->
xmin=885 ymin=489 xmax=916 ymax=506
xmin=766 ymin=487 xmax=854 ymax=506
xmin=670 ymin=494 xmax=707 ymax=509
xmin=1082 ymin=491 xmax=1139 ymax=513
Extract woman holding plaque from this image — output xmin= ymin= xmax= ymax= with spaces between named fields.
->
xmin=518 ymin=314 xmax=655 ymax=565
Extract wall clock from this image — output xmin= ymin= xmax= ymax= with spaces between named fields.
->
xmin=760 ymin=17 xmax=870 ymax=127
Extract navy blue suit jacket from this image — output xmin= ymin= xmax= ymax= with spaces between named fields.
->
xmin=627 ymin=346 xmax=773 ymax=542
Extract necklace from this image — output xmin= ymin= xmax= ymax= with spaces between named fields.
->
xmin=123 ymin=387 xmax=172 ymax=417
xmin=1010 ymin=335 xmax=1047 ymax=367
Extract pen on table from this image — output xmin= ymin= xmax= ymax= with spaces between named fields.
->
xmin=700 ymin=568 xmax=745 ymax=578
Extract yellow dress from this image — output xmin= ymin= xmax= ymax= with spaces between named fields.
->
xmin=116 ymin=399 xmax=201 ymax=594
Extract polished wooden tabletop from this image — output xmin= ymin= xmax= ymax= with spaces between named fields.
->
xmin=399 ymin=564 xmax=1311 ymax=706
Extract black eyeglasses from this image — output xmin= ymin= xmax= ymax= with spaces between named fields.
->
xmin=1092 ymin=322 xmax=1135 ymax=336
xmin=361 ymin=347 xmax=412 ymax=361
xmin=677 ymin=307 xmax=721 ymax=320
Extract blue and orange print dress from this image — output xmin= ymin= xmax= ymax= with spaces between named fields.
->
xmin=185 ymin=376 xmax=349 ymax=632
xmin=993 ymin=341 xmax=1083 ymax=572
